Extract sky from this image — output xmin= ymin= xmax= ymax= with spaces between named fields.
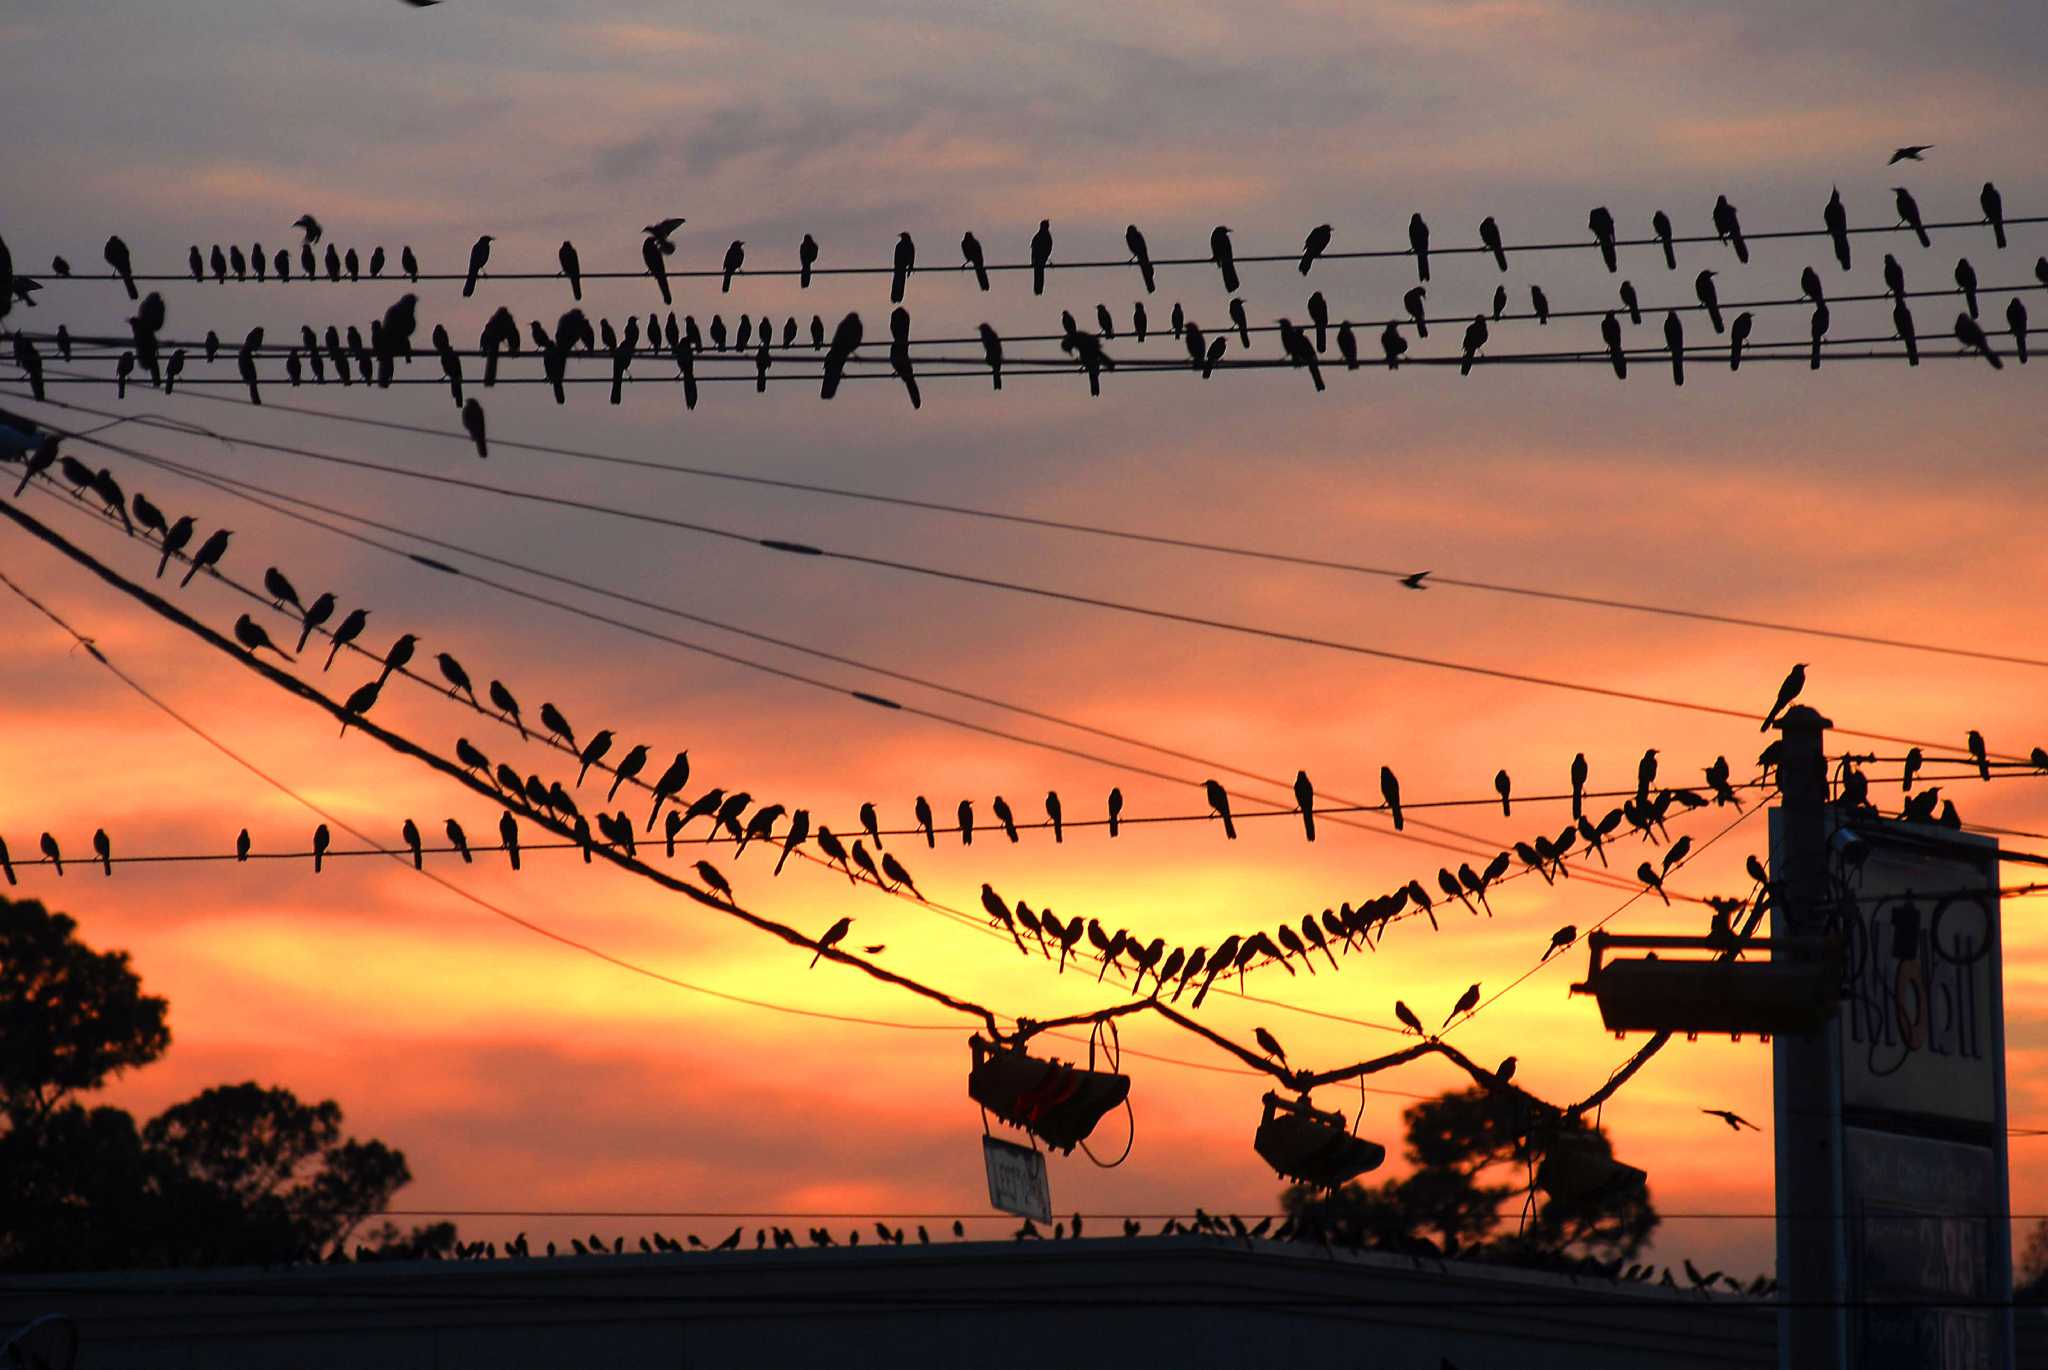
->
xmin=2 ymin=0 xmax=2045 ymax=1278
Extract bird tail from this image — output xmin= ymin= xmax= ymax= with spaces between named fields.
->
xmin=157 ymin=546 xmax=173 ymax=578
xmin=1221 ymin=812 xmax=1237 ymax=839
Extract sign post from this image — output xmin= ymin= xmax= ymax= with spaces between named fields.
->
xmin=1772 ymin=708 xmax=2011 ymax=1370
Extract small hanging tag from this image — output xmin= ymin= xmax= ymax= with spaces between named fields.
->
xmin=982 ymin=1135 xmax=1051 ymax=1222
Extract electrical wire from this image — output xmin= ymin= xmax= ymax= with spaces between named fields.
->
xmin=32 ymin=207 xmax=2042 ymax=286
xmin=13 ymin=353 xmax=2048 ymax=675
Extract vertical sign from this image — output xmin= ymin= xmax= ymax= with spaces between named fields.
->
xmin=1777 ymin=813 xmax=2011 ymax=1370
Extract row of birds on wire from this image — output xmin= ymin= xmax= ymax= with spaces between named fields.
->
xmin=1 ymin=180 xmax=2022 ymax=311
xmin=301 ymin=1210 xmax=1777 ymax=1297
xmin=10 ymin=253 xmax=2042 ymax=429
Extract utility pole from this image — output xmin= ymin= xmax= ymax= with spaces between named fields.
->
xmin=1771 ymin=704 xmax=1845 ymax=1370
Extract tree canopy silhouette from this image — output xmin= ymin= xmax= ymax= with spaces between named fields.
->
xmin=1281 ymin=1085 xmax=1659 ymax=1264
xmin=0 ymin=894 xmax=446 ymax=1270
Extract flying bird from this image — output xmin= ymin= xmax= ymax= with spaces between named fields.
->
xmin=1887 ymin=145 xmax=1932 ymax=165
xmin=1702 ymin=1108 xmax=1760 ymax=1132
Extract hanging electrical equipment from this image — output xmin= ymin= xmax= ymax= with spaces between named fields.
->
xmin=967 ymin=1035 xmax=1129 ymax=1154
xmin=1252 ymin=1092 xmax=1386 ymax=1189
xmin=1571 ymin=930 xmax=1840 ymax=1037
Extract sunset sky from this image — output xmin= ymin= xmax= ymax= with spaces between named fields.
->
xmin=2 ymin=0 xmax=2045 ymax=1277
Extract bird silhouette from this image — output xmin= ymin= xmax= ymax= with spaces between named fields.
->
xmin=181 ymin=528 xmax=231 ymax=588
xmin=1981 ymin=181 xmax=2006 ymax=250
xmin=1490 ymin=285 xmax=1506 ymax=322
xmin=1542 ymin=925 xmax=1578 ymax=962
xmin=1531 ymin=284 xmax=1551 ymax=325
xmin=1116 ymin=224 xmax=1155 ymax=293
xmin=339 ymin=679 xmax=382 ymax=737
xmin=1893 ymin=188 xmax=1929 ymax=248
xmin=1619 ymin=279 xmax=1641 ymax=325
xmin=1967 ymin=729 xmax=1990 ymax=782
xmin=2009 ymin=297 xmax=2030 ymax=366
xmin=377 ymin=632 xmax=416 ymax=685
xmin=1279 ymin=318 xmax=1324 ymax=391
xmin=890 ymin=232 xmax=915 ymax=303
xmin=607 ymin=745 xmax=648 ymax=802
xmin=1712 ymin=195 xmax=1747 ymax=263
xmin=1823 ymin=187 xmax=1851 ymax=271
xmin=1956 ymin=312 xmax=2003 ymax=368
xmin=1380 ymin=766 xmax=1403 ymax=829
xmin=1209 ymin=226 xmax=1239 ymax=291
xmin=1096 ymin=303 xmax=1116 ymax=339
xmin=1695 ymin=270 xmax=1724 ymax=333
xmin=1400 ymin=286 xmax=1428 ymax=338
xmin=1408 ymin=212 xmax=1430 ymax=281
xmin=1479 ymin=216 xmax=1507 ymax=272
xmin=104 ymin=235 xmax=137 ymax=299
xmin=1458 ymin=316 xmax=1488 ymax=375
xmin=889 ymin=306 xmax=922 ymax=408
xmin=988 ymin=795 xmax=1018 ymax=843
xmin=1204 ymin=779 xmax=1236 ymax=839
xmin=1337 ymin=321 xmax=1359 ymax=370
xmin=1298 ymin=223 xmax=1333 ymax=275
xmin=1637 ymin=861 xmax=1670 ymax=905
xmin=445 ymin=821 xmax=471 ymax=865
xmin=1888 ymin=144 xmax=1932 ymax=165
xmin=1108 ymin=787 xmax=1123 ymax=838
xmin=979 ymin=884 xmax=1028 ymax=954
xmin=233 ymin=614 xmax=293 ymax=660
xmin=463 ymin=235 xmax=493 ymax=297
xmin=1227 ymin=296 xmax=1250 ymax=347
xmin=535 ymin=702 xmax=576 ymax=752
xmin=1254 ymin=1027 xmax=1287 ymax=1065
xmin=1392 ymin=1000 xmax=1425 ymax=1035
xmin=1588 ymin=206 xmax=1617 ymax=273
xmin=1601 ymin=311 xmax=1626 ymax=380
xmin=1651 ymin=209 xmax=1675 ymax=270
xmin=1491 ymin=768 xmax=1512 ymax=816
xmin=1294 ymin=770 xmax=1316 ymax=841
xmin=499 ymin=812 xmax=520 ymax=869
xmin=880 ymin=851 xmax=919 ymax=896
xmin=1664 ymin=311 xmax=1685 ymax=386
xmin=850 ymin=840 xmax=883 ymax=885
xmin=461 ymin=398 xmax=488 ymax=458
xmin=1030 ymin=220 xmax=1053 ymax=295
xmin=1729 ymin=311 xmax=1753 ymax=371
xmin=1955 ymin=257 xmax=1980 ymax=319
xmin=1443 ymin=983 xmax=1480 ymax=1027
xmin=694 ymin=860 xmax=734 ymax=903
xmin=820 ymin=312 xmax=863 ymax=400
xmin=1702 ymin=1108 xmax=1759 ymax=1132
xmin=312 ymin=824 xmax=330 ymax=873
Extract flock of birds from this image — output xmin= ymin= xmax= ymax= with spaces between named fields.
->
xmin=4 ymin=176 xmax=2041 ymax=425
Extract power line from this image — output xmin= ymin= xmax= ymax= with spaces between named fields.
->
xmin=0 ymin=393 xmax=1934 ymax=742
xmin=25 ymin=370 xmax=2043 ymax=675
xmin=20 ymin=276 xmax=2042 ymax=360
xmin=29 ymin=207 xmax=2042 ymax=287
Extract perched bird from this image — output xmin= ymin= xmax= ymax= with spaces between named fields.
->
xmin=1209 ymin=225 xmax=1239 ymax=291
xmin=914 ymin=795 xmax=935 ymax=848
xmin=959 ymin=231 xmax=989 ymax=291
xmin=312 ymin=825 xmax=330 ymax=873
xmin=1893 ymin=187 xmax=1930 ymax=249
xmin=1637 ymin=860 xmax=1671 ymax=905
xmin=1619 ymin=279 xmax=1641 ymax=325
xmin=1729 ymin=311 xmax=1753 ymax=370
xmin=1651 ymin=209 xmax=1676 ymax=270
xmin=1490 ymin=285 xmax=1506 ymax=321
xmin=576 ymin=729 xmax=616 ymax=786
xmin=1956 ymin=312 xmax=2003 ymax=368
xmin=607 ymin=744 xmax=649 ymax=802
xmin=1204 ymin=779 xmax=1236 ymax=839
xmin=1380 ymin=766 xmax=1403 ymax=830
xmin=1380 ymin=320 xmax=1408 ymax=368
xmin=1408 ymin=212 xmax=1430 ymax=281
xmin=1955 ymin=257 xmax=1980 ymax=319
xmin=1298 ymin=223 xmax=1333 ymax=276
xmin=540 ymin=702 xmax=577 ymax=750
xmin=1124 ymin=224 xmax=1155 ymax=293
xmin=233 ymin=614 xmax=293 ymax=660
xmin=1108 ymin=787 xmax=1123 ymax=838
xmin=1494 ymin=1056 xmax=1517 ymax=1087
xmin=1530 ymin=284 xmax=1551 ymax=325
xmin=463 ymin=235 xmax=493 ymax=297
xmin=1543 ymin=925 xmax=1578 ymax=961
xmin=104 ymin=235 xmax=137 ymax=299
xmin=378 ymin=632 xmax=417 ymax=684
xmin=1702 ymin=1108 xmax=1760 ymax=1132
xmin=499 ymin=812 xmax=520 ymax=870
xmin=1480 ymin=215 xmax=1507 ymax=272
xmin=794 ymin=231 xmax=819 ymax=289
xmin=1967 ymin=729 xmax=1990 ymax=782
xmin=1493 ymin=769 xmax=1512 ymax=816
xmin=890 ymin=231 xmax=915 ymax=303
xmin=1394 ymin=1000 xmax=1425 ymax=1035
xmin=1695 ymin=270 xmax=1724 ymax=333
xmin=1294 ymin=770 xmax=1316 ymax=842
xmin=488 ymin=679 xmax=526 ymax=737
xmin=462 ymin=399 xmax=487 ymax=458
xmin=338 ymin=679 xmax=383 ymax=736
xmin=1458 ymin=315 xmax=1488 ymax=376
xmin=774 ymin=809 xmax=812 ymax=876
xmin=1664 ymin=310 xmax=1685 ymax=386
xmin=2009 ymin=297 xmax=2030 ymax=366
xmin=1824 ymin=187 xmax=1851 ymax=271
xmin=694 ymin=861 xmax=734 ymax=903
xmin=1712 ymin=195 xmax=1747 ymax=263
xmin=1601 ymin=311 xmax=1626 ymax=380
xmin=1983 ymin=181 xmax=2006 ymax=250
xmin=1443 ymin=983 xmax=1480 ymax=1028
xmin=991 ymin=795 xmax=1019 ymax=843
xmin=957 ymin=799 xmax=974 ymax=846
xmin=1570 ymin=753 xmax=1589 ymax=819
xmin=181 ymin=527 xmax=231 ymax=588
xmin=1254 ymin=1027 xmax=1287 ymax=1066
xmin=820 ymin=312 xmax=863 ymax=400
xmin=977 ymin=323 xmax=1003 ymax=391
xmin=1588 ymin=206 xmax=1617 ymax=273
xmin=1030 ymin=219 xmax=1053 ymax=295
xmin=646 ymin=753 xmax=690 ymax=831
xmin=156 ymin=512 xmax=195 ymax=579
xmin=1279 ymin=318 xmax=1324 ymax=391
xmin=1337 ymin=321 xmax=1359 ymax=370
xmin=720 ymin=240 xmax=744 ymax=293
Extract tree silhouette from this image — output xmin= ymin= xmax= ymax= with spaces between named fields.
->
xmin=0 ymin=894 xmax=443 ymax=1270
xmin=1282 ymin=1085 xmax=1659 ymax=1264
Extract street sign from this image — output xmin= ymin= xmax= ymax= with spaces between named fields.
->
xmin=1773 ymin=807 xmax=2011 ymax=1370
xmin=982 ymin=1135 xmax=1052 ymax=1223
